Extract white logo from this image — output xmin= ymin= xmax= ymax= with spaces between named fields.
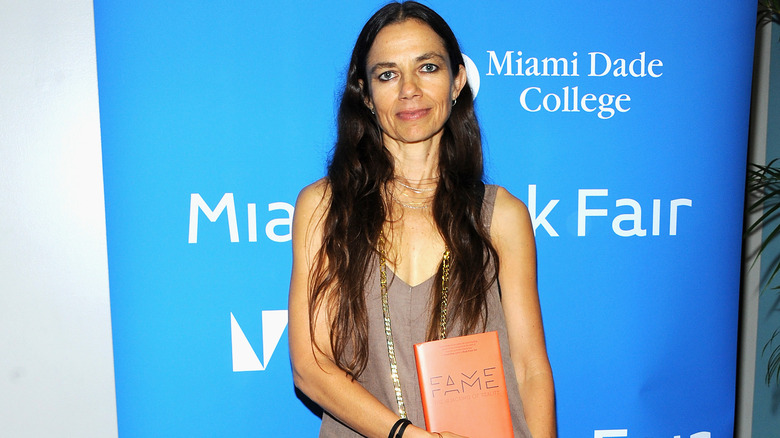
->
xmin=595 ymin=431 xmax=628 ymax=438
xmin=188 ymin=193 xmax=294 ymax=243
xmin=462 ymin=53 xmax=480 ymax=98
xmin=527 ymin=185 xmax=692 ymax=238
xmin=595 ymin=430 xmax=710 ymax=438
xmin=230 ymin=310 xmax=288 ymax=372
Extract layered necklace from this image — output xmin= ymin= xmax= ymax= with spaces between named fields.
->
xmin=390 ymin=177 xmax=438 ymax=210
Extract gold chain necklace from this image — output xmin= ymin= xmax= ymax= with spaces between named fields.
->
xmin=390 ymin=192 xmax=431 ymax=210
xmin=379 ymin=236 xmax=450 ymax=418
xmin=395 ymin=179 xmax=437 ymax=193
xmin=389 ymin=179 xmax=437 ymax=209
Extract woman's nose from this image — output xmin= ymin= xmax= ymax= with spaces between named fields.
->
xmin=399 ymin=75 xmax=422 ymax=99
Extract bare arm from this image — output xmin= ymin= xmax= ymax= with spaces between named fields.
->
xmin=288 ymin=180 xmax=451 ymax=438
xmin=491 ymin=186 xmax=557 ymax=438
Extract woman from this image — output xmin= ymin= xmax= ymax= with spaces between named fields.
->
xmin=288 ymin=2 xmax=555 ymax=437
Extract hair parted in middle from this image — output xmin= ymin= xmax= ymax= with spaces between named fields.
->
xmin=308 ymin=1 xmax=499 ymax=379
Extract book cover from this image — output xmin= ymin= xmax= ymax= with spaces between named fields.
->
xmin=414 ymin=331 xmax=513 ymax=438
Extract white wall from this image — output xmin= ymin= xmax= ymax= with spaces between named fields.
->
xmin=0 ymin=1 xmax=118 ymax=436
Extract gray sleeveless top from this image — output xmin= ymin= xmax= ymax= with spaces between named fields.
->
xmin=319 ymin=185 xmax=532 ymax=438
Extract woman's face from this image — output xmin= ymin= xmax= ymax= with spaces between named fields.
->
xmin=363 ymin=19 xmax=467 ymax=149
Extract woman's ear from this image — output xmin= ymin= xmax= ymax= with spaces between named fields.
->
xmin=358 ymin=79 xmax=374 ymax=112
xmin=452 ymin=64 xmax=467 ymax=101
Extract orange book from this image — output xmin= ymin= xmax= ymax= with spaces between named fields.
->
xmin=414 ymin=331 xmax=513 ymax=438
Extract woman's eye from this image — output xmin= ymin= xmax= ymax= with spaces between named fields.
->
xmin=378 ymin=71 xmax=396 ymax=81
xmin=421 ymin=63 xmax=438 ymax=73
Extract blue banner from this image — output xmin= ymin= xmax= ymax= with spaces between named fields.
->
xmin=95 ymin=1 xmax=755 ymax=436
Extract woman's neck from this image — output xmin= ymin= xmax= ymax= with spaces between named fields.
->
xmin=383 ymin=136 xmax=441 ymax=182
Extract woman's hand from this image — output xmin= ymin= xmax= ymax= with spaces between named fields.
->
xmin=432 ymin=432 xmax=470 ymax=438
xmin=395 ymin=424 xmax=469 ymax=438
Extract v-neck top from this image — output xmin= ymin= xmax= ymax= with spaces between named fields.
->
xmin=318 ymin=185 xmax=532 ymax=437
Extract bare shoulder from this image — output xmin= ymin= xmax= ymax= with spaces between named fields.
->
xmin=294 ymin=178 xmax=331 ymax=224
xmin=292 ymin=178 xmax=331 ymax=254
xmin=491 ymin=185 xmax=533 ymax=246
xmin=295 ymin=178 xmax=330 ymax=215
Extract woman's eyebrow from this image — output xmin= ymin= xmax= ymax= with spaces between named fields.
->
xmin=368 ymin=52 xmax=447 ymax=74
xmin=416 ymin=52 xmax=445 ymax=63
xmin=369 ymin=62 xmax=397 ymax=74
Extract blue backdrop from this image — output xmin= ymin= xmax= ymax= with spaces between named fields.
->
xmin=94 ymin=1 xmax=755 ymax=436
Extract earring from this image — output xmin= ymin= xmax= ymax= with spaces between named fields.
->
xmin=371 ymin=108 xmax=375 ymax=115
xmin=452 ymin=98 xmax=457 ymax=106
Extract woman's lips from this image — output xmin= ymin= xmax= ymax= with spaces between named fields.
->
xmin=396 ymin=108 xmax=430 ymax=120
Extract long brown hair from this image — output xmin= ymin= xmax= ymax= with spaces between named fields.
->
xmin=308 ymin=1 xmax=498 ymax=379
